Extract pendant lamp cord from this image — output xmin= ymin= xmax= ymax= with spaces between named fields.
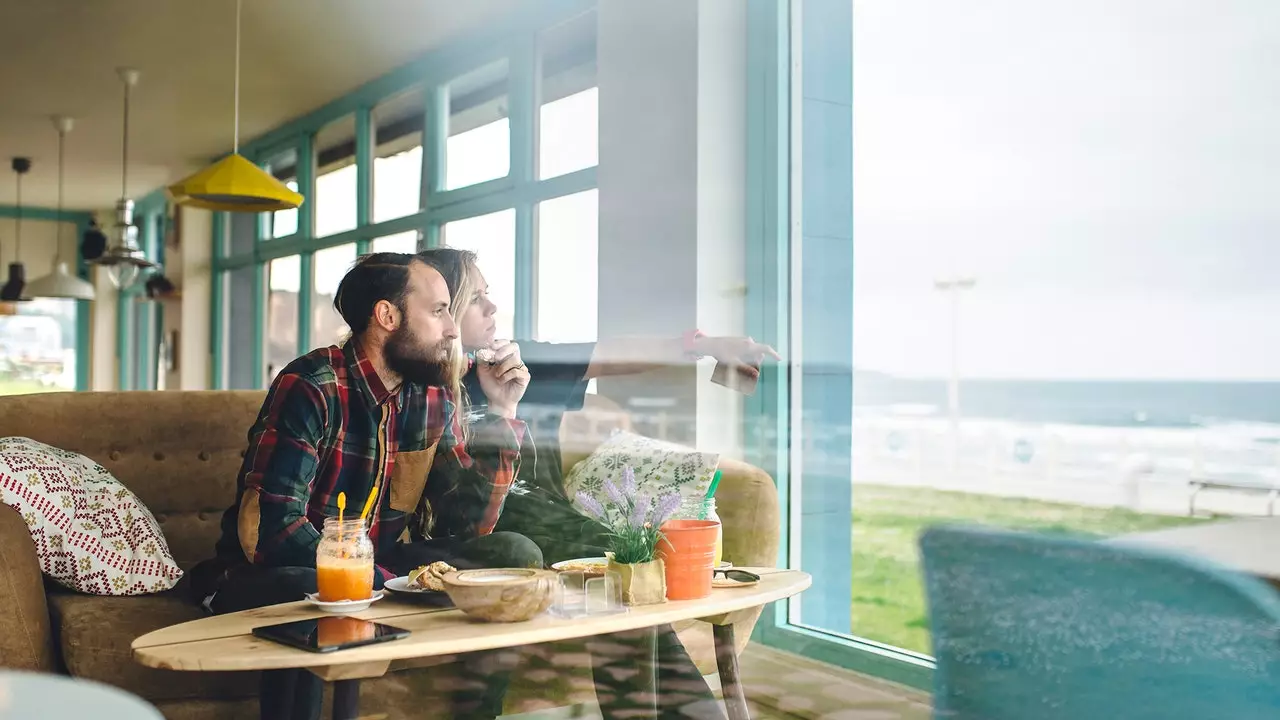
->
xmin=121 ymin=75 xmax=130 ymax=199
xmin=56 ymin=125 xmax=65 ymax=264
xmin=233 ymin=0 xmax=241 ymax=154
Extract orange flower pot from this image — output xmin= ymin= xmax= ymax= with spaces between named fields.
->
xmin=657 ymin=519 xmax=720 ymax=600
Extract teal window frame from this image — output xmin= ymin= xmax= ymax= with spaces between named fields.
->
xmin=744 ymin=0 xmax=934 ymax=691
xmin=210 ymin=0 xmax=598 ymax=389
xmin=116 ymin=196 xmax=166 ymax=390
xmin=0 ymin=204 xmax=95 ymax=392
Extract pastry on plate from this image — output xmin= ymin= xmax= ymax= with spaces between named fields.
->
xmin=407 ymin=561 xmax=455 ymax=591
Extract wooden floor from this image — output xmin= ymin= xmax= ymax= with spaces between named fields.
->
xmin=506 ymin=642 xmax=932 ymax=720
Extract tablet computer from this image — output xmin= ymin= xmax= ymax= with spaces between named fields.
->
xmin=252 ymin=616 xmax=410 ymax=654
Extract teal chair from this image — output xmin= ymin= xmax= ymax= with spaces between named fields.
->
xmin=919 ymin=525 xmax=1280 ymax=720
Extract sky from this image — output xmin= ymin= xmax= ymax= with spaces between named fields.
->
xmin=851 ymin=0 xmax=1280 ymax=380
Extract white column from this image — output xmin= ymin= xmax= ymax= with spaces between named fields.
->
xmin=597 ymin=0 xmax=748 ymax=455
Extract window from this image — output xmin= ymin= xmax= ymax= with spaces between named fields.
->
xmin=442 ymin=209 xmax=516 ymax=339
xmin=374 ymin=88 xmax=424 ymax=223
xmin=265 ymin=255 xmax=300 ymax=383
xmin=312 ymin=244 xmax=357 ymax=349
xmin=315 ymin=116 xmax=358 ymax=237
xmin=226 ymin=206 xmax=256 ymax=257
xmin=539 ymin=11 xmax=598 ymax=180
xmin=535 ymin=190 xmax=597 ymax=343
xmin=0 ymin=299 xmax=76 ymax=395
xmin=371 ymin=231 xmax=420 ymax=254
xmin=263 ymin=149 xmax=299 ymax=239
xmin=445 ymin=60 xmax=510 ymax=190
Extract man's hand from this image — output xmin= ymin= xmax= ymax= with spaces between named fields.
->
xmin=694 ymin=336 xmax=781 ymax=379
xmin=476 ymin=340 xmax=530 ymax=418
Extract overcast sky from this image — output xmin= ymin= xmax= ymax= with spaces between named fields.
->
xmin=851 ymin=0 xmax=1280 ymax=380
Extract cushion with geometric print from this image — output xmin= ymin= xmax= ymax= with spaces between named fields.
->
xmin=0 ymin=436 xmax=182 ymax=595
xmin=563 ymin=430 xmax=720 ymax=515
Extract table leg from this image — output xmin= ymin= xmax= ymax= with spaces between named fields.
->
xmin=713 ymin=624 xmax=751 ymax=720
xmin=636 ymin=626 xmax=659 ymax=719
xmin=332 ymin=679 xmax=360 ymax=720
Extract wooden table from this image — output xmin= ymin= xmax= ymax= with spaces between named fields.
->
xmin=1117 ymin=517 xmax=1280 ymax=583
xmin=132 ymin=568 xmax=810 ymax=720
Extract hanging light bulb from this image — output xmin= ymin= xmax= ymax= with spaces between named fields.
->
xmin=89 ymin=67 xmax=156 ymax=289
xmin=26 ymin=116 xmax=96 ymax=301
xmin=0 ymin=157 xmax=32 ymax=302
xmin=167 ymin=0 xmax=303 ymax=212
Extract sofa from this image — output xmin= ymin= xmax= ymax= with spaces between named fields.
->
xmin=0 ymin=390 xmax=780 ymax=719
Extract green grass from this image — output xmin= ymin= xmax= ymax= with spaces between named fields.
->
xmin=0 ymin=379 xmax=53 ymax=395
xmin=851 ymin=484 xmax=1205 ymax=654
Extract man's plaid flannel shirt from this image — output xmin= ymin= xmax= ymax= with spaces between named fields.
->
xmin=213 ymin=341 xmax=526 ymax=582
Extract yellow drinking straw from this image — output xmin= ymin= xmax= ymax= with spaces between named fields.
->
xmin=358 ymin=482 xmax=379 ymax=523
xmin=336 ymin=492 xmax=346 ymax=543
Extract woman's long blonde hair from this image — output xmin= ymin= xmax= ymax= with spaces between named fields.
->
xmin=416 ymin=247 xmax=483 ymax=440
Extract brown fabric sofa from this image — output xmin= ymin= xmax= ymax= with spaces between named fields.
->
xmin=0 ymin=390 xmax=780 ymax=719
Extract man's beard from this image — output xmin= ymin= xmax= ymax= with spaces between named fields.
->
xmin=385 ymin=325 xmax=452 ymax=388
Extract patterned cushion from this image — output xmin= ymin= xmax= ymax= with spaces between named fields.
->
xmin=563 ymin=430 xmax=719 ymax=512
xmin=0 ymin=437 xmax=182 ymax=595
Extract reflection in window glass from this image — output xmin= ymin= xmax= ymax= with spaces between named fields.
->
xmin=312 ymin=244 xmax=357 ymax=349
xmin=0 ymin=299 xmax=77 ymax=395
xmin=316 ymin=116 xmax=358 ymax=237
xmin=446 ymin=60 xmax=510 ymax=190
xmin=442 ymin=209 xmax=516 ymax=339
xmin=846 ymin=1 xmax=1273 ymax=656
xmin=266 ymin=255 xmax=300 ymax=384
xmin=371 ymin=231 xmax=420 ymax=254
xmin=539 ymin=11 xmax=598 ymax=179
xmin=536 ymin=190 xmax=597 ymax=343
xmin=374 ymin=88 xmax=424 ymax=223
xmin=263 ymin=149 xmax=299 ymax=239
xmin=223 ymin=266 xmax=256 ymax=389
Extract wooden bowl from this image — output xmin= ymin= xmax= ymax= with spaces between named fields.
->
xmin=441 ymin=568 xmax=557 ymax=622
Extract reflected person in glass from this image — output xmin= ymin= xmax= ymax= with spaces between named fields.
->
xmin=419 ymin=246 xmax=778 ymax=720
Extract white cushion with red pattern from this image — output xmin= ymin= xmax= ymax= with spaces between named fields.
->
xmin=0 ymin=436 xmax=182 ymax=595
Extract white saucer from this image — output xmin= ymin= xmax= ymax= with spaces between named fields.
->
xmin=384 ymin=577 xmax=439 ymax=595
xmin=304 ymin=590 xmax=385 ymax=614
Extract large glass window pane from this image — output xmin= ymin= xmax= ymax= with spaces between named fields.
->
xmin=371 ymin=231 xmax=420 ymax=254
xmin=442 ymin=209 xmax=516 ymax=339
xmin=539 ymin=12 xmax=598 ymax=180
xmin=845 ymin=0 xmax=1270 ymax=656
xmin=263 ymin=149 xmax=299 ymax=239
xmin=0 ymin=299 xmax=77 ymax=395
xmin=265 ymin=256 xmax=300 ymax=384
xmin=223 ymin=266 xmax=256 ymax=390
xmin=535 ymin=190 xmax=597 ymax=343
xmin=445 ymin=60 xmax=510 ymax=190
xmin=316 ymin=115 xmax=358 ymax=237
xmin=374 ymin=88 xmax=424 ymax=223
xmin=312 ymin=244 xmax=357 ymax=349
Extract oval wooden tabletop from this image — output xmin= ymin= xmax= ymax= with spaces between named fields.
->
xmin=132 ymin=568 xmax=810 ymax=674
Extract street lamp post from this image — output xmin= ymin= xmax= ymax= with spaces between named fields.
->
xmin=934 ymin=276 xmax=976 ymax=473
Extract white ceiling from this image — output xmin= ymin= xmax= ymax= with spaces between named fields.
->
xmin=0 ymin=0 xmax=517 ymax=211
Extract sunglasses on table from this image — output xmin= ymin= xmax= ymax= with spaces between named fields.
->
xmin=713 ymin=568 xmax=760 ymax=582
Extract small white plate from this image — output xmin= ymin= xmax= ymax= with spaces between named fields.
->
xmin=304 ymin=590 xmax=385 ymax=614
xmin=384 ymin=577 xmax=438 ymax=594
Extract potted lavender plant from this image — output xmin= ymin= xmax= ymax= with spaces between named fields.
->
xmin=576 ymin=467 xmax=680 ymax=606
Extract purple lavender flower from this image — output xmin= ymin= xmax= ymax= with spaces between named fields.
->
xmin=576 ymin=492 xmax=608 ymax=523
xmin=620 ymin=466 xmax=638 ymax=497
xmin=651 ymin=493 xmax=681 ymax=527
xmin=603 ymin=477 xmax=627 ymax=508
xmin=628 ymin=494 xmax=651 ymax=528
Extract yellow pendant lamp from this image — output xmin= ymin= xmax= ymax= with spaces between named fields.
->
xmin=167 ymin=0 xmax=303 ymax=212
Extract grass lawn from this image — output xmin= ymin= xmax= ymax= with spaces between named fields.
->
xmin=0 ymin=379 xmax=53 ymax=395
xmin=851 ymin=484 xmax=1206 ymax=655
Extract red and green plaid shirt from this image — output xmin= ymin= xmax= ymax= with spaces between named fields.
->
xmin=214 ymin=341 xmax=526 ymax=581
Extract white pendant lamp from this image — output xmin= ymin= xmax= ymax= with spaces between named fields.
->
xmin=89 ymin=67 xmax=156 ymax=290
xmin=26 ymin=116 xmax=96 ymax=301
xmin=167 ymin=0 xmax=303 ymax=212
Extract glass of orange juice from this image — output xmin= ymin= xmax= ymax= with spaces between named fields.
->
xmin=316 ymin=517 xmax=375 ymax=602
